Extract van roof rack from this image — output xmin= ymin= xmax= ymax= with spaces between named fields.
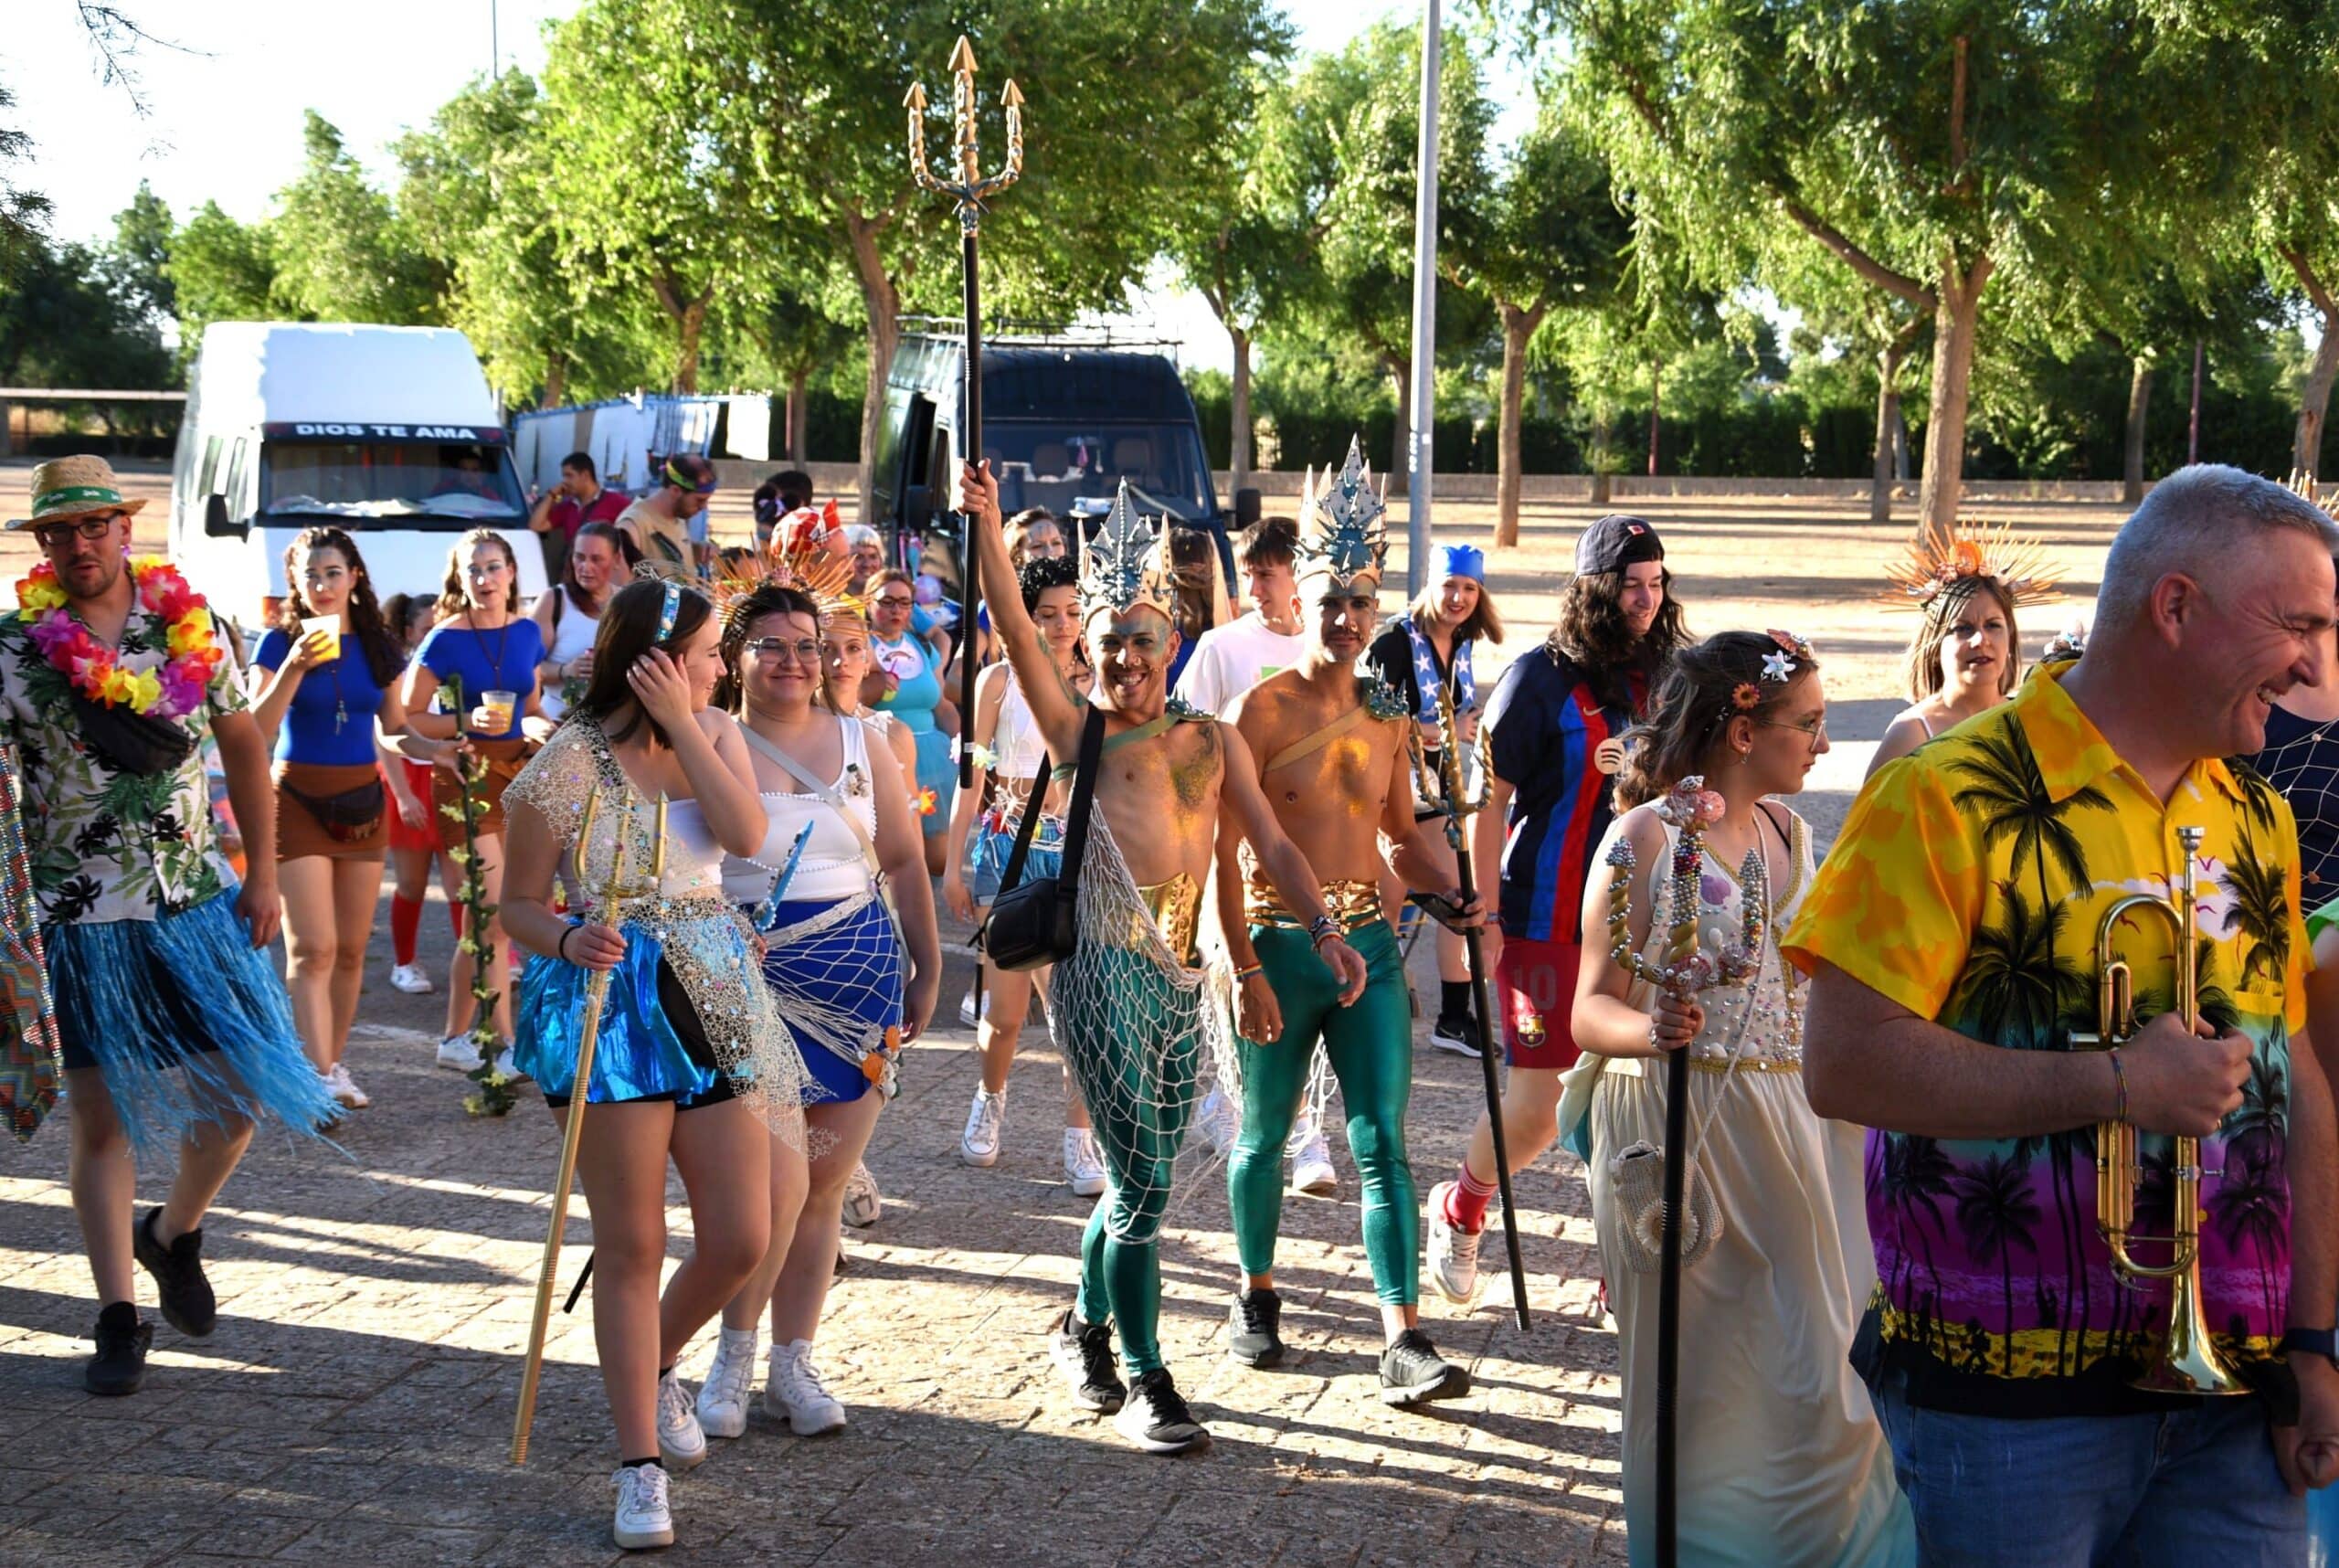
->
xmin=896 ymin=315 xmax=1184 ymax=357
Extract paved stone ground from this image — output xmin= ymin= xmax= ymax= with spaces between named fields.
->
xmin=0 ymin=461 xmax=2135 ymax=1564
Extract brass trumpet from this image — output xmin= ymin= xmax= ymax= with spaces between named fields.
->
xmin=2076 ymin=823 xmax=2246 ymax=1396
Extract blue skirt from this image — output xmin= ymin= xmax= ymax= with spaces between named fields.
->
xmin=48 ymin=886 xmax=338 ymax=1159
xmin=515 ymin=911 xmax=756 ymax=1107
xmin=757 ymin=895 xmax=904 ymax=1105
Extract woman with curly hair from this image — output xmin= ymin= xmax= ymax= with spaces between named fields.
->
xmin=248 ymin=526 xmax=417 ymax=1111
xmin=1425 ymin=514 xmax=1688 ymax=1303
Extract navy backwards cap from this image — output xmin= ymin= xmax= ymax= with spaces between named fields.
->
xmin=1573 ymin=514 xmax=1664 ymax=576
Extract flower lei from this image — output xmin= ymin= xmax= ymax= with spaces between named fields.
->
xmin=16 ymin=556 xmax=224 ymax=717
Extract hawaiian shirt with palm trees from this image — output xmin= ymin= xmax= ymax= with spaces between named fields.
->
xmin=1786 ymin=662 xmax=2307 ymax=1412
xmin=0 ymin=608 xmax=242 ymax=927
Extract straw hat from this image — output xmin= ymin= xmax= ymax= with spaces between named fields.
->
xmin=8 ymin=455 xmax=149 ymax=531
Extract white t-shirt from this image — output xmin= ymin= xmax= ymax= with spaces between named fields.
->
xmin=1173 ymin=612 xmax=1306 ymax=715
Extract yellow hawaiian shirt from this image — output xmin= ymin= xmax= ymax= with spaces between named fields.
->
xmin=1784 ymin=661 xmax=2306 ymax=1404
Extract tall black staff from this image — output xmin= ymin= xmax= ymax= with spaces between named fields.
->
xmin=1428 ymin=685 xmax=1530 ymax=1331
xmin=906 ymin=36 xmax=1025 ymax=789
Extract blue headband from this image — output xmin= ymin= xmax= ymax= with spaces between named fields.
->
xmin=657 ymin=578 xmax=683 ymax=641
xmin=1441 ymin=545 xmax=1484 ymax=583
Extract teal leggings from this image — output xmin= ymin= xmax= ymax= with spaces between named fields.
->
xmin=1228 ymin=919 xmax=1419 ymax=1305
xmin=1053 ymin=943 xmax=1205 ymax=1377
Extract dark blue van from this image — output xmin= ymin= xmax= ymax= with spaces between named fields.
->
xmin=872 ymin=325 xmax=1257 ymax=592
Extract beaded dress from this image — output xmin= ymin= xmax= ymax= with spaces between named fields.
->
xmin=1585 ymin=805 xmax=1913 ymax=1568
xmin=505 ymin=718 xmax=809 ymax=1147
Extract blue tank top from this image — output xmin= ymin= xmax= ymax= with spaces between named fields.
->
xmin=254 ymin=628 xmax=390 ymax=766
xmin=873 ymin=631 xmax=942 ymax=736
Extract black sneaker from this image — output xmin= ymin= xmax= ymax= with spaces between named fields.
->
xmin=84 ymin=1302 xmax=151 ymax=1396
xmin=1048 ymin=1308 xmax=1125 ymax=1414
xmin=1428 ymin=1015 xmax=1483 ymax=1058
xmin=134 ymin=1206 xmax=217 ymax=1338
xmin=1113 ymin=1368 xmax=1209 ymax=1455
xmin=1380 ymin=1329 xmax=1471 ymax=1406
xmin=1226 ymin=1287 xmax=1285 ymax=1368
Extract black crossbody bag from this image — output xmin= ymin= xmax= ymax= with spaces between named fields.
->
xmin=978 ymin=706 xmax=1105 ymax=972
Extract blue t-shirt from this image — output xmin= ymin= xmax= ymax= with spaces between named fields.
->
xmin=417 ymin=617 xmax=544 ymax=741
xmin=254 ymin=628 xmax=390 ymax=766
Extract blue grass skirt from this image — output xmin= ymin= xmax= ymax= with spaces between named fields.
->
xmin=968 ymin=816 xmax=1064 ymax=905
xmin=757 ymin=895 xmax=904 ymax=1105
xmin=514 ymin=914 xmax=745 ymax=1107
xmin=48 ymin=886 xmax=337 ymax=1160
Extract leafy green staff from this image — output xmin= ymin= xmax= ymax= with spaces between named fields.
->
xmin=439 ymin=673 xmax=517 ymax=1117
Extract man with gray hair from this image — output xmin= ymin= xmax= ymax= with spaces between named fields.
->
xmin=1785 ymin=464 xmax=2339 ymax=1561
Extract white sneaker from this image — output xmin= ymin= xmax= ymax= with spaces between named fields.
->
xmin=610 ymin=1463 xmax=673 ymax=1551
xmin=1194 ymin=1086 xmax=1239 ymax=1155
xmin=959 ymin=988 xmax=982 ymax=1027
xmin=1064 ymin=1128 xmax=1107 ymax=1197
xmin=961 ymin=1087 xmax=1006 ymax=1167
xmin=1425 ymin=1180 xmax=1483 ymax=1304
xmin=654 ymin=1368 xmax=707 ymax=1470
xmin=389 ymin=962 xmax=436 ymax=995
xmin=841 ymin=1162 xmax=883 ymax=1228
xmin=323 ymin=1063 xmax=370 ymax=1110
xmin=762 ymin=1339 xmax=846 ymax=1436
xmin=435 ymin=1033 xmax=482 ymax=1073
xmin=1290 ymin=1128 xmax=1338 ymax=1198
xmin=694 ymin=1326 xmax=758 ymax=1439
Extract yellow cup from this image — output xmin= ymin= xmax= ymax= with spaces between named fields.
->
xmin=480 ymin=690 xmax=518 ymax=733
xmin=300 ymin=616 xmax=339 ymax=660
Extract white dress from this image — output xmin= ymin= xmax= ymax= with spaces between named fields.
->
xmin=1586 ymin=805 xmax=1913 ymax=1568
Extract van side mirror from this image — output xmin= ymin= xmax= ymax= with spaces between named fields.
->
xmin=903 ymin=483 xmax=935 ymax=534
xmin=203 ymin=493 xmax=245 ymax=538
xmin=1233 ymin=487 xmax=1262 ymax=529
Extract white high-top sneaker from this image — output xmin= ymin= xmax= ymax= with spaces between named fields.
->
xmin=694 ymin=1325 xmax=759 ymax=1439
xmin=960 ymin=1087 xmax=1006 ymax=1167
xmin=761 ymin=1339 xmax=846 ymax=1436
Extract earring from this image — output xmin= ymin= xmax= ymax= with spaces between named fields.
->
xmin=1733 ymin=747 xmax=1750 ymax=766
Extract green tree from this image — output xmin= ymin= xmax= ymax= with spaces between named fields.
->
xmin=270 ymin=111 xmax=443 ymax=326
xmin=686 ymin=0 xmax=1295 ymax=513
xmin=1445 ymin=93 xmax=1630 ymax=545
xmin=1555 ymin=2 xmax=2186 ymax=535
xmin=102 ymin=179 xmax=175 ymax=330
xmin=165 ymin=201 xmax=280 ymax=357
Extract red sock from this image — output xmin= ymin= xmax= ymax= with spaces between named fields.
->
xmin=1447 ymin=1162 xmax=1498 ymax=1234
xmin=449 ymin=903 xmax=466 ymax=938
xmin=391 ymin=895 xmax=423 ymax=966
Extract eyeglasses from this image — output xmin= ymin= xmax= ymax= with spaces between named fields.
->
xmin=873 ymin=595 xmax=913 ymax=609
xmin=34 ymin=515 xmax=121 ymax=547
xmin=1757 ymin=715 xmax=1827 ymax=748
xmin=746 ymin=637 xmax=822 ymax=667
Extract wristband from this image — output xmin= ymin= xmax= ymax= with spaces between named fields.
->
xmin=1234 ymin=963 xmax=1264 ymax=982
xmin=2107 ymin=1048 xmax=2128 ymax=1124
xmin=1307 ymin=913 xmax=1340 ymax=948
xmin=2283 ymin=1327 xmax=2339 ymax=1370
xmin=558 ymin=924 xmax=579 ymax=963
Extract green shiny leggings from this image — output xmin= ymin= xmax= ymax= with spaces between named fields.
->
xmin=1054 ymin=943 xmax=1205 ymax=1378
xmin=1228 ymin=919 xmax=1419 ymax=1306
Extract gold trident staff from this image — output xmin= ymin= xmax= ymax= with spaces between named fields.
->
xmin=1415 ymin=683 xmax=1532 ymax=1331
xmin=905 ymin=35 xmax=1025 ymax=788
xmin=512 ymin=784 xmax=658 ymax=1465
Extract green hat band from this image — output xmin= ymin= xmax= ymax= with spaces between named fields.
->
xmin=33 ymin=485 xmax=124 ymax=514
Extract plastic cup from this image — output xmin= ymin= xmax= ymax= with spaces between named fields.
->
xmin=480 ymin=690 xmax=518 ymax=733
xmin=300 ymin=616 xmax=339 ymax=659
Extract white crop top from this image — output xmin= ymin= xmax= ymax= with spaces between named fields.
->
xmin=994 ymin=671 xmax=1048 ymax=779
xmin=653 ymin=798 xmax=728 ymax=900
xmin=721 ymin=715 xmax=879 ymax=906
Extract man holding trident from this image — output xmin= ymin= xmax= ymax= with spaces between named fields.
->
xmin=1214 ymin=436 xmax=1481 ymax=1404
xmin=959 ymin=459 xmax=1369 ymax=1457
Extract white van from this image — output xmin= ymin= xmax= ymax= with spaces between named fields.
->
xmin=170 ymin=323 xmax=548 ymax=633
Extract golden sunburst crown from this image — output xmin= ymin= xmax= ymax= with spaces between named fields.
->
xmin=1879 ymin=517 xmax=2059 ymax=612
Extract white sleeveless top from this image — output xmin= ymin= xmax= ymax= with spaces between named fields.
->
xmin=653 ymin=798 xmax=729 ymax=901
xmin=994 ymin=670 xmax=1047 ymax=779
xmin=539 ymin=587 xmax=602 ymax=722
xmin=721 ymin=715 xmax=878 ymax=905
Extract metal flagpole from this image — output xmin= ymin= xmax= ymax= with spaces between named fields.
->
xmin=907 ymin=37 xmax=1026 ymax=789
xmin=1404 ymin=0 xmax=1441 ymax=599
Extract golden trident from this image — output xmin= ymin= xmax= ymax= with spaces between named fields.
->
xmin=905 ymin=34 xmax=1026 ymax=787
xmin=905 ymin=36 xmax=1024 ymax=236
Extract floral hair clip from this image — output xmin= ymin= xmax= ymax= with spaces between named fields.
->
xmin=1762 ymin=628 xmax=1811 ymax=683
xmin=1730 ymin=681 xmax=1762 ymax=712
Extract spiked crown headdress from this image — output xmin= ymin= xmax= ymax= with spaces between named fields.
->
xmin=1880 ymin=517 xmax=2058 ymax=613
xmin=1296 ymin=435 xmax=1389 ymax=591
xmin=1078 ymin=480 xmax=1177 ymax=623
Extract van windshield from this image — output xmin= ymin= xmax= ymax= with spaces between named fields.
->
xmin=259 ymin=440 xmax=525 ymax=525
xmin=979 ymin=421 xmax=1212 ymax=521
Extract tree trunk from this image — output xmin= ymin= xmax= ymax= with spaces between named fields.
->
xmin=787 ymin=366 xmax=810 ymax=462
xmin=1229 ymin=326 xmax=1253 ymax=485
xmin=1388 ymin=355 xmax=1412 ymax=493
xmin=2122 ymin=355 xmax=2154 ymax=504
xmin=843 ymin=215 xmax=903 ymax=524
xmin=1647 ymin=363 xmax=1661 ymax=478
xmin=1872 ymin=332 xmax=1910 ymax=524
xmin=540 ymin=350 xmax=567 ymax=411
xmin=1495 ymin=301 xmax=1544 ymax=547
xmin=1916 ymin=251 xmax=1994 ymax=539
xmin=2296 ymin=316 xmax=2339 ymax=481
